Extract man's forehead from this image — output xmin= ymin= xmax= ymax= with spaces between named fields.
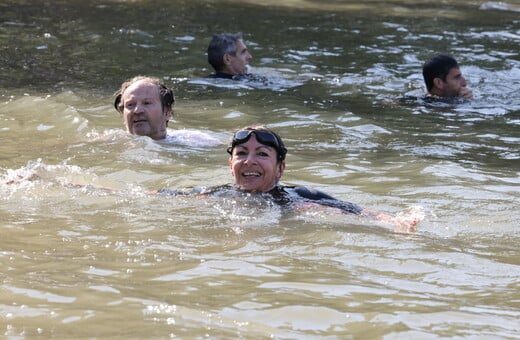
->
xmin=236 ymin=39 xmax=246 ymax=49
xmin=448 ymin=67 xmax=461 ymax=75
xmin=124 ymin=81 xmax=159 ymax=96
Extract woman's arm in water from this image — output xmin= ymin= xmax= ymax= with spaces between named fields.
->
xmin=360 ymin=208 xmax=424 ymax=233
xmin=291 ymin=186 xmax=423 ymax=233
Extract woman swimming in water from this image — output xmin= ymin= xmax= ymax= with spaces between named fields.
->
xmin=159 ymin=125 xmax=423 ymax=233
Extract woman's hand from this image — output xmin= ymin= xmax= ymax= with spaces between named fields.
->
xmin=364 ymin=206 xmax=424 ymax=233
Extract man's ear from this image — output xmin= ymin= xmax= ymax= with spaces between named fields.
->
xmin=433 ymin=77 xmax=444 ymax=90
xmin=223 ymin=53 xmax=232 ymax=65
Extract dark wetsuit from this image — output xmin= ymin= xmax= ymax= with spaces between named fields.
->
xmin=422 ymin=94 xmax=468 ymax=105
xmin=212 ymin=72 xmax=235 ymax=79
xmin=399 ymin=95 xmax=468 ymax=106
xmin=211 ymin=72 xmax=269 ymax=83
xmin=158 ymin=184 xmax=363 ymax=215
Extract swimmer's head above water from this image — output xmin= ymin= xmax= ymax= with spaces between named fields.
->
xmin=227 ymin=126 xmax=287 ymax=192
xmin=114 ymin=76 xmax=175 ymax=140
xmin=422 ymin=54 xmax=473 ymax=99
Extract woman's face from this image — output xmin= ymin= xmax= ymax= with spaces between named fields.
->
xmin=229 ymin=134 xmax=285 ymax=192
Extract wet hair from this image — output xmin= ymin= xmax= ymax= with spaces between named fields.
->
xmin=113 ymin=76 xmax=175 ymax=114
xmin=422 ymin=54 xmax=459 ymax=91
xmin=228 ymin=125 xmax=287 ymax=162
xmin=207 ymin=32 xmax=243 ymax=72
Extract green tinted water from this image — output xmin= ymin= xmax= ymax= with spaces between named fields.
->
xmin=1 ymin=0 xmax=519 ymax=337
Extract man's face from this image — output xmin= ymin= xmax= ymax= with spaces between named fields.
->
xmin=440 ymin=67 xmax=468 ymax=97
xmin=223 ymin=39 xmax=252 ymax=75
xmin=121 ymin=80 xmax=170 ymax=140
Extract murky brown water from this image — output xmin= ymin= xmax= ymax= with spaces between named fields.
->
xmin=1 ymin=0 xmax=519 ymax=337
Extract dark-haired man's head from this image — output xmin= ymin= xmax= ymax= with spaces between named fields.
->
xmin=422 ymin=54 xmax=472 ymax=99
xmin=207 ymin=33 xmax=252 ymax=76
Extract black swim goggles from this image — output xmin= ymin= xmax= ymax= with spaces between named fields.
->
xmin=227 ymin=129 xmax=287 ymax=161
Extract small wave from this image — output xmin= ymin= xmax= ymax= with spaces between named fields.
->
xmin=86 ymin=128 xmax=129 ymax=142
xmin=479 ymin=2 xmax=520 ymax=12
xmin=0 ymin=94 xmax=90 ymax=136
xmin=188 ymin=78 xmax=254 ymax=90
xmin=165 ymin=129 xmax=223 ymax=147
xmin=88 ymin=127 xmax=223 ymax=149
xmin=2 ymin=159 xmax=84 ymax=183
xmin=0 ymin=159 xmax=97 ymax=197
xmin=188 ymin=67 xmax=305 ymax=92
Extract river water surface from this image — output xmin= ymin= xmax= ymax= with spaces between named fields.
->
xmin=1 ymin=0 xmax=519 ymax=338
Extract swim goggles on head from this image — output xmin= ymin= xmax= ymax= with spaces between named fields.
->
xmin=227 ymin=129 xmax=287 ymax=161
